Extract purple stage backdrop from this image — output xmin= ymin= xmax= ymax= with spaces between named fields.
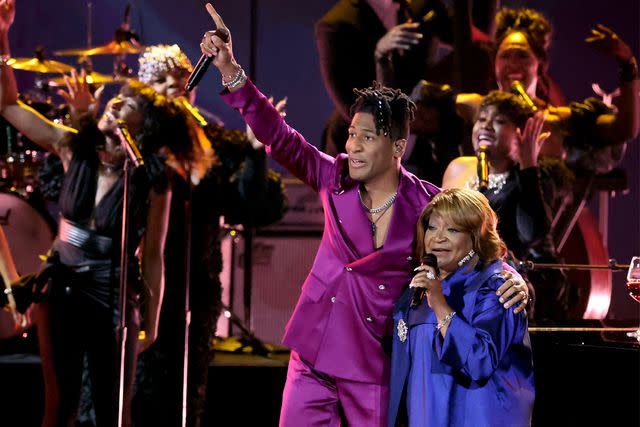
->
xmin=10 ymin=0 xmax=640 ymax=319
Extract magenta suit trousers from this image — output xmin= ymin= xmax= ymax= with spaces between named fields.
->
xmin=280 ymin=351 xmax=389 ymax=427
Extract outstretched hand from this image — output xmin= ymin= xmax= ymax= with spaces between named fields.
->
xmin=517 ymin=111 xmax=549 ymax=169
xmin=0 ymin=0 xmax=15 ymax=34
xmin=200 ymin=3 xmax=240 ymax=79
xmin=585 ymin=24 xmax=633 ymax=63
xmin=57 ymin=68 xmax=104 ymax=117
xmin=375 ymin=22 xmax=422 ymax=59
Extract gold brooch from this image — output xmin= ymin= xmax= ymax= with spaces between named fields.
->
xmin=397 ymin=319 xmax=408 ymax=343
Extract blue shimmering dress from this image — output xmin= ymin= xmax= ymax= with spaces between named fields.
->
xmin=388 ymin=260 xmax=535 ymax=427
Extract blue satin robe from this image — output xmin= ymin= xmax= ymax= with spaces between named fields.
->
xmin=388 ymin=260 xmax=535 ymax=427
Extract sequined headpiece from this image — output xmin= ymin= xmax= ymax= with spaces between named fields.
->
xmin=138 ymin=44 xmax=193 ymax=84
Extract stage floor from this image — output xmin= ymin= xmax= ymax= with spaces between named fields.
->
xmin=1 ymin=329 xmax=638 ymax=426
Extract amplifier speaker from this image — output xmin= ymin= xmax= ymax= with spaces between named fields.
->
xmin=217 ymin=229 xmax=322 ymax=345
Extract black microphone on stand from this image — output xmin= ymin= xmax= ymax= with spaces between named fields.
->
xmin=185 ymin=28 xmax=230 ymax=92
xmin=510 ymin=80 xmax=538 ymax=112
xmin=411 ymin=253 xmax=439 ymax=307
xmin=114 ymin=119 xmax=144 ymax=168
xmin=477 ymin=144 xmax=489 ymax=192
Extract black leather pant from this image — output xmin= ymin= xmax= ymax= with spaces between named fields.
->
xmin=36 ymin=281 xmax=140 ymax=427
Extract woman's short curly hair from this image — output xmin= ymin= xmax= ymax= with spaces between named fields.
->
xmin=481 ymin=90 xmax=535 ymax=129
xmin=415 ymin=188 xmax=506 ymax=267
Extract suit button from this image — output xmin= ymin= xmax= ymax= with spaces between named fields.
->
xmin=378 ymin=284 xmax=386 ymax=290
xmin=331 ymin=296 xmax=336 ymax=303
xmin=345 ymin=266 xmax=353 ymax=272
xmin=366 ymin=316 xmax=373 ymax=322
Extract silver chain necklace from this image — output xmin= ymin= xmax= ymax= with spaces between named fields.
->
xmin=358 ymin=187 xmax=398 ymax=214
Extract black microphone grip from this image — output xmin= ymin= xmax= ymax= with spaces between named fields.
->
xmin=185 ymin=28 xmax=231 ymax=92
xmin=411 ymin=253 xmax=439 ymax=307
xmin=185 ymin=55 xmax=212 ymax=92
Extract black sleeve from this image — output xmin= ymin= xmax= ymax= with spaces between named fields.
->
xmin=565 ymin=97 xmax=625 ymax=174
xmin=514 ymin=167 xmax=551 ymax=248
xmin=205 ymin=124 xmax=286 ymax=227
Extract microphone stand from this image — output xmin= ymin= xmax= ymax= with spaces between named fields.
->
xmin=116 ymin=157 xmax=132 ymax=427
xmin=180 ymin=172 xmax=193 ymax=427
xmin=517 ymin=260 xmax=630 ymax=272
xmin=114 ymin=125 xmax=143 ymax=427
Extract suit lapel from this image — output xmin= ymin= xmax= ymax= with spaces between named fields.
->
xmin=330 ymin=185 xmax=374 ymax=259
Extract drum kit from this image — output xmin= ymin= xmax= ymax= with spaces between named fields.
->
xmin=0 ymin=16 xmax=145 ymax=340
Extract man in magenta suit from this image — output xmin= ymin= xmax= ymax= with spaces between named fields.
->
xmin=198 ymin=4 xmax=529 ymax=425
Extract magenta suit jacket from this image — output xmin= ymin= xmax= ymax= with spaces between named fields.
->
xmin=222 ymin=80 xmax=440 ymax=384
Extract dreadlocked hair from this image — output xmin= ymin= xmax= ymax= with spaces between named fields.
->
xmin=350 ymin=82 xmax=416 ymax=141
xmin=120 ymin=81 xmax=193 ymax=165
xmin=481 ymin=90 xmax=535 ymax=129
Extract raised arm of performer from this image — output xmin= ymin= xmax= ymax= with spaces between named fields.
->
xmin=583 ymin=24 xmax=639 ymax=144
xmin=199 ymin=3 xmax=335 ymax=191
xmin=0 ymin=227 xmax=17 ymax=286
xmin=0 ymin=0 xmax=73 ymax=167
xmin=0 ymin=226 xmax=19 ymax=321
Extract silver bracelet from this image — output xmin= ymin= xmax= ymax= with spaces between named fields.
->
xmin=222 ymin=66 xmax=247 ymax=89
xmin=436 ymin=311 xmax=456 ymax=331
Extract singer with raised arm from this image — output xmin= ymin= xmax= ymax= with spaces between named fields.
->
xmin=389 ymin=188 xmax=534 ymax=427
xmin=0 ymin=1 xmax=194 ymax=424
xmin=442 ymin=91 xmax=571 ymax=320
xmin=198 ymin=3 xmax=528 ymax=425
xmin=414 ymin=8 xmax=639 ymax=177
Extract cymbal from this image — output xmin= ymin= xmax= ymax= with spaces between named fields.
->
xmin=6 ymin=57 xmax=74 ymax=73
xmin=47 ymin=71 xmax=117 ymax=87
xmin=54 ymin=40 xmax=144 ymax=56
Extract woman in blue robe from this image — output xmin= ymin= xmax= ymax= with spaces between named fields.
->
xmin=388 ymin=188 xmax=534 ymax=427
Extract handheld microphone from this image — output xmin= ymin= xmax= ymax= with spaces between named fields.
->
xmin=114 ymin=119 xmax=144 ymax=168
xmin=411 ymin=253 xmax=439 ymax=307
xmin=476 ymin=145 xmax=489 ymax=191
xmin=185 ymin=28 xmax=230 ymax=92
xmin=510 ymin=80 xmax=538 ymax=112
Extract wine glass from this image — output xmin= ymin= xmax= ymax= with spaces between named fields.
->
xmin=626 ymin=256 xmax=640 ymax=342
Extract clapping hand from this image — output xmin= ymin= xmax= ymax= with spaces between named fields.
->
xmin=517 ymin=111 xmax=549 ymax=169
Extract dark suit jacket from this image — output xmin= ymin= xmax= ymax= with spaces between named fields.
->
xmin=315 ymin=0 xmax=432 ymax=121
xmin=315 ymin=0 xmax=434 ymax=154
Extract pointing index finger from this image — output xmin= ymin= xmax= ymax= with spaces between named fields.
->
xmin=206 ymin=3 xmax=226 ymax=30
